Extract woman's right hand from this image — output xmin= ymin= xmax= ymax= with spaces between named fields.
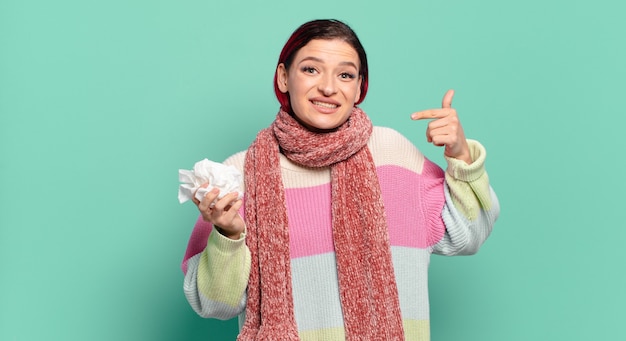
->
xmin=192 ymin=184 xmax=245 ymax=240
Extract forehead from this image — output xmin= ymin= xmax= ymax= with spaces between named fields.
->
xmin=292 ymin=39 xmax=360 ymax=67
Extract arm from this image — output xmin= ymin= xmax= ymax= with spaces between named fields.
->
xmin=181 ymin=152 xmax=251 ymax=319
xmin=410 ymin=90 xmax=499 ymax=254
xmin=182 ymin=216 xmax=251 ymax=319
xmin=433 ymin=139 xmax=500 ymax=255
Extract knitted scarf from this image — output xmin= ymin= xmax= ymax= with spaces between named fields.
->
xmin=238 ymin=108 xmax=405 ymax=340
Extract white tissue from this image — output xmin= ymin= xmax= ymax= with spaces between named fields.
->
xmin=178 ymin=159 xmax=243 ymax=204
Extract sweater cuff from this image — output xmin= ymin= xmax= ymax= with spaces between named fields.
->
xmin=444 ymin=139 xmax=487 ymax=182
xmin=208 ymin=225 xmax=247 ymax=254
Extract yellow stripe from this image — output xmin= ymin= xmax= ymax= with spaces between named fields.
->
xmin=298 ymin=320 xmax=430 ymax=341
xmin=299 ymin=327 xmax=345 ymax=341
xmin=403 ymin=319 xmax=431 ymax=340
xmin=198 ymin=248 xmax=246 ymax=308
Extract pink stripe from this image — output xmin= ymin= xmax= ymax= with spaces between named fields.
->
xmin=181 ymin=161 xmax=446 ymax=267
xmin=285 ymin=162 xmax=446 ymax=259
xmin=286 ymin=185 xmax=334 ymax=258
xmin=181 ymin=216 xmax=213 ymax=274
xmin=378 ymin=163 xmax=445 ymax=248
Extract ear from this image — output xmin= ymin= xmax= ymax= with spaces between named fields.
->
xmin=277 ymin=63 xmax=288 ymax=93
xmin=354 ymin=75 xmax=363 ymax=103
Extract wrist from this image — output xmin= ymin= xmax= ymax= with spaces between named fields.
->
xmin=214 ymin=225 xmax=242 ymax=240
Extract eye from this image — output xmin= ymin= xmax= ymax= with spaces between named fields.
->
xmin=301 ymin=66 xmax=317 ymax=74
xmin=339 ymin=72 xmax=356 ymax=80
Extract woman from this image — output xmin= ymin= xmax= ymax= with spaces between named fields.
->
xmin=181 ymin=19 xmax=499 ymax=340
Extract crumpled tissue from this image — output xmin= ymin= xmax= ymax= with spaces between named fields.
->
xmin=178 ymin=159 xmax=243 ymax=205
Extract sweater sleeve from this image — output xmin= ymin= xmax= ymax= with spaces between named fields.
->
xmin=433 ymin=139 xmax=500 ymax=256
xmin=182 ymin=217 xmax=251 ymax=319
xmin=181 ymin=151 xmax=251 ymax=319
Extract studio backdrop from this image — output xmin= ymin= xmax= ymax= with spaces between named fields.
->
xmin=1 ymin=0 xmax=624 ymax=340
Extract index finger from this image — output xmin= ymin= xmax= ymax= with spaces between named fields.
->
xmin=411 ymin=109 xmax=448 ymax=120
xmin=192 ymin=183 xmax=211 ymax=204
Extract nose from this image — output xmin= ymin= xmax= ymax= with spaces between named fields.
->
xmin=318 ymin=74 xmax=337 ymax=96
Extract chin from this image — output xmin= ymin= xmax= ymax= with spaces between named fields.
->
xmin=293 ymin=109 xmax=350 ymax=132
xmin=311 ymin=121 xmax=345 ymax=132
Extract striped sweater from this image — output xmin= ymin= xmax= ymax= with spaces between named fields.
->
xmin=182 ymin=126 xmax=500 ymax=340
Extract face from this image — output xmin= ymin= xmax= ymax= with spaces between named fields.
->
xmin=277 ymin=39 xmax=362 ymax=132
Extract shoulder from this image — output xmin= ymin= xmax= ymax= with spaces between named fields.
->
xmin=369 ymin=126 xmax=419 ymax=150
xmin=368 ymin=126 xmax=429 ymax=173
xmin=223 ymin=150 xmax=247 ymax=172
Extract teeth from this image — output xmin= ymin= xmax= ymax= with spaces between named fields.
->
xmin=312 ymin=101 xmax=338 ymax=109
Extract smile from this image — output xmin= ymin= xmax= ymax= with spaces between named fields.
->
xmin=312 ymin=101 xmax=338 ymax=109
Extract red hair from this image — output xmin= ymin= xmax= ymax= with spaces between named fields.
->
xmin=273 ymin=19 xmax=369 ymax=113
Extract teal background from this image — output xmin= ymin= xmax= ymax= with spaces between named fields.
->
xmin=1 ymin=0 xmax=624 ymax=340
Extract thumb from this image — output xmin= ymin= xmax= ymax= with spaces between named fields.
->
xmin=442 ymin=89 xmax=455 ymax=108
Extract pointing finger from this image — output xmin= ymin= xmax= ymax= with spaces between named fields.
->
xmin=411 ymin=108 xmax=454 ymax=120
xmin=412 ymin=109 xmax=438 ymax=120
xmin=442 ymin=89 xmax=455 ymax=108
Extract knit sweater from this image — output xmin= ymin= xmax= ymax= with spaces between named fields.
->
xmin=182 ymin=126 xmax=500 ymax=340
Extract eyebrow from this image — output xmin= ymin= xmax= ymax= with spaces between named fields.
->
xmin=298 ymin=56 xmax=359 ymax=70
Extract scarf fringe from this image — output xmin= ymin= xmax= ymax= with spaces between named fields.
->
xmin=237 ymin=325 xmax=299 ymax=341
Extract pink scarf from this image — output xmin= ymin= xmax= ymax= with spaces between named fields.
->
xmin=238 ymin=108 xmax=405 ymax=340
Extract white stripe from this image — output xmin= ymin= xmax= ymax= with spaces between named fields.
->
xmin=291 ymin=253 xmax=344 ymax=331
xmin=289 ymin=247 xmax=433 ymax=331
xmin=392 ymin=247 xmax=432 ymax=320
xmin=183 ymin=254 xmax=247 ymax=320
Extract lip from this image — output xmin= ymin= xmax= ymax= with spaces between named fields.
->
xmin=310 ymin=98 xmax=341 ymax=114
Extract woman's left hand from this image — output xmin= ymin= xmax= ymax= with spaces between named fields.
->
xmin=411 ymin=89 xmax=472 ymax=164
